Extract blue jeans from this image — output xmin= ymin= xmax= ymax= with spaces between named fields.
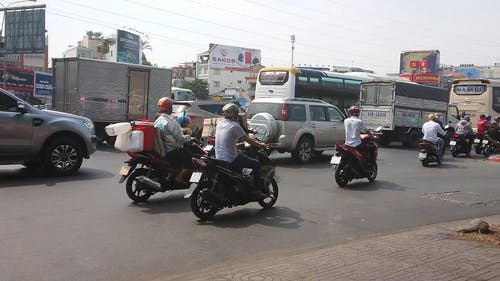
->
xmin=231 ymin=153 xmax=261 ymax=190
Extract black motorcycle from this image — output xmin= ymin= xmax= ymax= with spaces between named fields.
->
xmin=186 ymin=144 xmax=279 ymax=220
xmin=449 ymin=133 xmax=471 ymax=157
xmin=118 ymin=141 xmax=208 ymax=203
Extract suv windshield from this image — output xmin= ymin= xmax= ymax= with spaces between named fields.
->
xmin=172 ymin=104 xmax=189 ymax=113
xmin=247 ymin=103 xmax=282 ymax=120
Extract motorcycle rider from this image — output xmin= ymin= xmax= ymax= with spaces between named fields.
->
xmin=434 ymin=113 xmax=445 ymax=130
xmin=455 ymin=115 xmax=474 ymax=155
xmin=177 ymin=115 xmax=193 ymax=137
xmin=344 ymin=105 xmax=374 ymax=174
xmin=422 ymin=113 xmax=446 ymax=159
xmin=477 ymin=114 xmax=490 ymax=134
xmin=154 ymin=97 xmax=193 ymax=185
xmin=215 ymin=103 xmax=268 ymax=198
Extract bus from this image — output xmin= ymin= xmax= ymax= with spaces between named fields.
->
xmin=255 ymin=67 xmax=372 ymax=110
xmin=449 ymin=78 xmax=500 ymax=125
xmin=171 ymin=87 xmax=196 ymax=101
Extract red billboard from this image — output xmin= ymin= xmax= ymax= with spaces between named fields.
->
xmin=400 ymin=50 xmax=440 ymax=85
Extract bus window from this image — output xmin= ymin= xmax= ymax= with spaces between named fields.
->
xmin=322 ymin=77 xmax=343 ymax=89
xmin=309 ymin=77 xmax=320 ymax=84
xmin=297 ymin=76 xmax=308 ymax=85
xmin=345 ymin=79 xmax=361 ymax=90
xmin=258 ymin=71 xmax=289 ymax=85
xmin=493 ymin=87 xmax=500 ymax=113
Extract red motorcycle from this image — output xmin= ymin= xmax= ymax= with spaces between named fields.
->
xmin=118 ymin=141 xmax=208 ymax=203
xmin=417 ymin=140 xmax=441 ymax=166
xmin=331 ymin=135 xmax=378 ymax=187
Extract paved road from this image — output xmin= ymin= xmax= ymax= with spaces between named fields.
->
xmin=1 ymin=145 xmax=499 ymax=281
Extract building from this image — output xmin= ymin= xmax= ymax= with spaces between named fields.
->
xmin=171 ymin=62 xmax=196 ymax=87
xmin=196 ymin=43 xmax=262 ymax=100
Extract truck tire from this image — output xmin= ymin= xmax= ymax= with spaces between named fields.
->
xmin=403 ymin=130 xmax=420 ymax=148
xmin=43 ymin=137 xmax=83 ymax=176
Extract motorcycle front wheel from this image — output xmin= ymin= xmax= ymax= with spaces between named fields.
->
xmin=334 ymin=163 xmax=349 ymax=187
xmin=126 ymin=169 xmax=153 ymax=203
xmin=190 ymin=183 xmax=219 ymax=221
xmin=258 ymin=178 xmax=279 ymax=208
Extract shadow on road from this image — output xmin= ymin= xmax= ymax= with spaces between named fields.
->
xmin=129 ymin=192 xmax=191 ymax=214
xmin=339 ymin=180 xmax=406 ymax=192
xmin=195 ymin=206 xmax=304 ymax=229
xmin=0 ymin=167 xmax=115 ymax=188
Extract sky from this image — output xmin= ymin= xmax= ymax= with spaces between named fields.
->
xmin=21 ymin=0 xmax=500 ymax=74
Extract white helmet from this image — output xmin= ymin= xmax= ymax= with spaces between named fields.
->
xmin=222 ymin=103 xmax=239 ymax=117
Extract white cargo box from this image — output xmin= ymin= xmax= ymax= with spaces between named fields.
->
xmin=114 ymin=130 xmax=144 ymax=152
xmin=105 ymin=122 xmax=132 ymax=136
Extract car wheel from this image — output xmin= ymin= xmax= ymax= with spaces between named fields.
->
xmin=43 ymin=137 xmax=83 ymax=176
xmin=292 ymin=137 xmax=314 ymax=164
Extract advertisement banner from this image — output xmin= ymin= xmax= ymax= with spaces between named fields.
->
xmin=117 ymin=29 xmax=141 ymax=64
xmin=0 ymin=66 xmax=34 ymax=92
xmin=208 ymin=43 xmax=261 ymax=71
xmin=4 ymin=9 xmax=46 ymax=54
xmin=34 ymin=71 xmax=53 ymax=97
xmin=400 ymin=50 xmax=440 ymax=84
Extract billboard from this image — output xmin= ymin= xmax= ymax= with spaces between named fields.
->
xmin=34 ymin=71 xmax=53 ymax=97
xmin=0 ymin=66 xmax=34 ymax=93
xmin=208 ymin=43 xmax=261 ymax=71
xmin=4 ymin=9 xmax=46 ymax=54
xmin=400 ymin=50 xmax=440 ymax=84
xmin=117 ymin=30 xmax=141 ymax=64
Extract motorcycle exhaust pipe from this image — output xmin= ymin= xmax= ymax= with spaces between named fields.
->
xmin=135 ymin=176 xmax=162 ymax=191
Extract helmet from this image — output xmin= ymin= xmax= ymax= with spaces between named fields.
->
xmin=177 ymin=115 xmax=190 ymax=125
xmin=157 ymin=97 xmax=172 ymax=111
xmin=222 ymin=103 xmax=240 ymax=117
xmin=463 ymin=115 xmax=471 ymax=122
xmin=348 ymin=106 xmax=360 ymax=116
xmin=480 ymin=114 xmax=486 ymax=119
xmin=427 ymin=113 xmax=436 ymax=121
xmin=485 ymin=114 xmax=492 ymax=121
xmin=434 ymin=113 xmax=441 ymax=120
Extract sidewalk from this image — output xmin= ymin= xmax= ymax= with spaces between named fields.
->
xmin=162 ymin=215 xmax=500 ymax=281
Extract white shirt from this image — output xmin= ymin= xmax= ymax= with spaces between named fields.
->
xmin=344 ymin=116 xmax=366 ymax=147
xmin=422 ymin=120 xmax=445 ymax=143
xmin=215 ymin=118 xmax=246 ymax=162
xmin=153 ymin=113 xmax=190 ymax=152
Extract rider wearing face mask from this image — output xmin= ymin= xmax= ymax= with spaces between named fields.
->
xmin=154 ymin=97 xmax=193 ymax=184
xmin=214 ymin=103 xmax=268 ymax=198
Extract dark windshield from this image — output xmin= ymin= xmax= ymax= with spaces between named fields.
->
xmin=258 ymin=71 xmax=289 ymax=86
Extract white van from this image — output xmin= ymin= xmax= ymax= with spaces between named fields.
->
xmin=171 ymin=87 xmax=196 ymax=101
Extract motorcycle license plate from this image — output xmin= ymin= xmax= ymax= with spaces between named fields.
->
xmin=189 ymin=171 xmax=203 ymax=183
xmin=330 ymin=156 xmax=341 ymax=165
xmin=203 ymin=144 xmax=214 ymax=152
xmin=119 ymin=165 xmax=130 ymax=176
xmin=418 ymin=152 xmax=427 ymax=160
xmin=449 ymin=140 xmax=456 ymax=146
xmin=474 ymin=139 xmax=481 ymax=143
xmin=482 ymin=140 xmax=489 ymax=144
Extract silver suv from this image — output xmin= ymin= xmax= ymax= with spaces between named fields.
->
xmin=247 ymin=97 xmax=346 ymax=163
xmin=0 ymin=89 xmax=97 ymax=176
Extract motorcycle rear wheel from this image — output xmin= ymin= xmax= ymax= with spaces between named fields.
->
xmin=258 ymin=178 xmax=279 ymax=208
xmin=191 ymin=183 xmax=219 ymax=221
xmin=451 ymin=146 xmax=459 ymax=157
xmin=126 ymin=169 xmax=153 ymax=203
xmin=367 ymin=162 xmax=377 ymax=182
xmin=334 ymin=163 xmax=349 ymax=188
xmin=421 ymin=159 xmax=429 ymax=167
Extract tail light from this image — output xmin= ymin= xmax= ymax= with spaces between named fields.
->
xmin=281 ymin=103 xmax=288 ymax=121
xmin=452 ymin=133 xmax=459 ymax=139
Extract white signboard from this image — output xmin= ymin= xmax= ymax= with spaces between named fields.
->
xmin=208 ymin=43 xmax=261 ymax=70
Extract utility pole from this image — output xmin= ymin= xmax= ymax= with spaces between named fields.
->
xmin=290 ymin=34 xmax=295 ymax=66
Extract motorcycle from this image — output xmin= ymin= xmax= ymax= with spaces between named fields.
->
xmin=449 ymin=133 xmax=471 ymax=157
xmin=118 ymin=141 xmax=208 ymax=203
xmin=331 ymin=135 xmax=378 ymax=187
xmin=477 ymin=134 xmax=500 ymax=158
xmin=186 ymin=144 xmax=279 ymax=220
xmin=417 ymin=139 xmax=441 ymax=166
xmin=473 ymin=133 xmax=486 ymax=154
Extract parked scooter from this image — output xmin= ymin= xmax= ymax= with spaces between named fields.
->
xmin=331 ymin=135 xmax=378 ymax=187
xmin=449 ymin=133 xmax=471 ymax=157
xmin=118 ymin=141 xmax=208 ymax=203
xmin=186 ymin=144 xmax=278 ymax=220
xmin=417 ymin=139 xmax=441 ymax=166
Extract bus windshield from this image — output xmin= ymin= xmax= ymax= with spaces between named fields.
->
xmin=258 ymin=71 xmax=289 ymax=85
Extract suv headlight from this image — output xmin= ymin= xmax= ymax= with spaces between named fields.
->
xmin=83 ymin=121 xmax=95 ymax=131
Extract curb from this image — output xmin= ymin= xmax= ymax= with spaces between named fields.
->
xmin=488 ymin=155 xmax=500 ymax=162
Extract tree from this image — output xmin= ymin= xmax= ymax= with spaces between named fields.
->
xmin=181 ymin=79 xmax=208 ymax=99
xmin=142 ymin=53 xmax=152 ymax=66
xmin=86 ymin=30 xmax=103 ymax=40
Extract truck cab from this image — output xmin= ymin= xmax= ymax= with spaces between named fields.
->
xmin=171 ymin=87 xmax=196 ymax=101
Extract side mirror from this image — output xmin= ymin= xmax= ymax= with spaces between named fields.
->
xmin=17 ymin=102 xmax=28 ymax=114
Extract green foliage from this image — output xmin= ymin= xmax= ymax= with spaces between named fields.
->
xmin=180 ymin=79 xmax=208 ymax=99
xmin=86 ymin=31 xmax=103 ymax=40
xmin=142 ymin=52 xmax=152 ymax=66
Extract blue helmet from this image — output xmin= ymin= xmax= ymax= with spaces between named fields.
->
xmin=485 ymin=114 xmax=492 ymax=121
xmin=177 ymin=115 xmax=190 ymax=124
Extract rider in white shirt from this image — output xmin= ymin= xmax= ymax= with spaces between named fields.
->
xmin=344 ymin=106 xmax=374 ymax=173
xmin=422 ymin=113 xmax=446 ymax=158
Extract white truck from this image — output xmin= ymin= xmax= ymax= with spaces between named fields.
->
xmin=359 ymin=80 xmax=460 ymax=147
xmin=52 ymin=57 xmax=172 ymax=144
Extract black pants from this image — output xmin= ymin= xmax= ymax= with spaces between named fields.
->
xmin=166 ymin=147 xmax=194 ymax=169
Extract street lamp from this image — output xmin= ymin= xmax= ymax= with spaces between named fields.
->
xmin=290 ymin=34 xmax=295 ymax=66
